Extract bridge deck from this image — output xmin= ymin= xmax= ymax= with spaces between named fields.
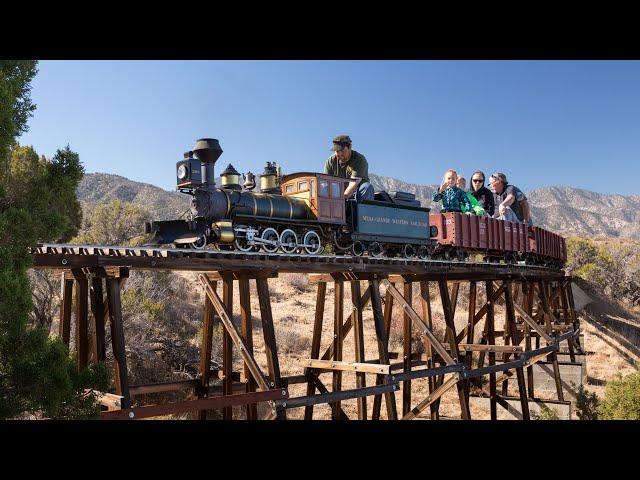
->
xmin=31 ymin=243 xmax=564 ymax=279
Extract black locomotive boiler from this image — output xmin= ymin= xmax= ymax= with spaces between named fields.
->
xmin=145 ymin=138 xmax=439 ymax=257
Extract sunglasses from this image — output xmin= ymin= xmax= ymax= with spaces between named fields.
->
xmin=472 ymin=179 xmax=483 ymax=183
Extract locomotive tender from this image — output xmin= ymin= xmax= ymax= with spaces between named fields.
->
xmin=144 ymin=137 xmax=566 ymax=267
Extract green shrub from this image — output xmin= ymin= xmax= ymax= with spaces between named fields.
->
xmin=598 ymin=369 xmax=640 ymax=420
xmin=574 ymin=384 xmax=600 ymax=420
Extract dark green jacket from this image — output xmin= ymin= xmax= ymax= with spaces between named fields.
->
xmin=324 ymin=150 xmax=370 ymax=183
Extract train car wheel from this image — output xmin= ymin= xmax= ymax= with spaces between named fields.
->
xmin=303 ymin=230 xmax=322 ymax=255
xmin=260 ymin=228 xmax=279 ymax=253
xmin=352 ymin=241 xmax=365 ymax=257
xmin=403 ymin=244 xmax=416 ymax=258
xmin=417 ymin=245 xmax=430 ymax=260
xmin=456 ymin=249 xmax=467 ymax=262
xmin=279 ymin=229 xmax=298 ymax=254
xmin=369 ymin=242 xmax=384 ymax=257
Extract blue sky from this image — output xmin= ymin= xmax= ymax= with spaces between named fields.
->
xmin=19 ymin=60 xmax=640 ymax=195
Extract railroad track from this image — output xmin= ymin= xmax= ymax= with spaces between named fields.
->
xmin=31 ymin=243 xmax=564 ymax=278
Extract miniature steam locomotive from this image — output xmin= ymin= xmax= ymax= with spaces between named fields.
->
xmin=145 ymin=138 xmax=438 ymax=258
xmin=144 ymin=137 xmax=566 ymax=267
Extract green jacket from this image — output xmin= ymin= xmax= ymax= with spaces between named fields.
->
xmin=324 ymin=150 xmax=370 ymax=183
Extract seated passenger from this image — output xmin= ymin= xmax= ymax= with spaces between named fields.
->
xmin=469 ymin=170 xmax=495 ymax=216
xmin=489 ymin=172 xmax=531 ymax=224
xmin=432 ymin=169 xmax=471 ymax=213
xmin=323 ymin=134 xmax=374 ymax=201
xmin=457 ymin=176 xmax=466 ymax=190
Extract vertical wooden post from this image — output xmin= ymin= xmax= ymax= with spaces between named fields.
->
xmin=402 ymin=280 xmax=412 ymax=417
xmin=539 ymin=280 xmax=565 ymax=402
xmin=106 ymin=277 xmax=131 ymax=409
xmin=524 ymin=281 xmax=535 ymax=397
xmin=304 ymin=281 xmax=326 ymax=420
xmin=504 ymin=281 xmax=530 ymax=420
xmin=222 ymin=275 xmax=234 ymax=420
xmin=256 ymin=278 xmax=286 ymax=420
xmin=485 ymin=281 xmax=497 ymax=420
xmin=351 ymin=281 xmax=367 ymax=420
xmin=438 ymin=279 xmax=470 ymax=420
xmin=59 ymin=273 xmax=73 ymax=347
xmin=331 ymin=279 xmax=344 ymax=420
xmin=198 ymin=279 xmax=216 ymax=420
xmin=369 ymin=279 xmax=398 ymax=420
xmin=239 ymin=277 xmax=258 ymax=420
xmin=559 ymin=281 xmax=576 ymax=362
xmin=74 ymin=271 xmax=89 ymax=370
xmin=372 ymin=283 xmax=394 ymax=420
xmin=420 ymin=281 xmax=438 ymax=420
xmin=89 ymin=278 xmax=106 ymax=363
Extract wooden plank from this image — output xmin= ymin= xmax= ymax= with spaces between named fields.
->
xmin=369 ymin=279 xmax=398 ymax=420
xmin=331 ymin=280 xmax=344 ymax=420
xmin=304 ymin=281 xmax=326 ymax=420
xmin=402 ymin=374 xmax=459 ymax=420
xmin=130 ymin=379 xmax=199 ymax=396
xmin=59 ymin=274 xmax=73 ymax=347
xmin=102 ymin=388 xmax=288 ymax=420
xmin=383 ymin=281 xmax=455 ymax=365
xmin=74 ymin=274 xmax=89 ymax=370
xmin=420 ymin=281 xmax=438 ymax=420
xmin=504 ymin=280 xmax=530 ymax=420
xmin=402 ymin=281 xmax=412 ymax=417
xmin=106 ymin=277 xmax=131 ymax=409
xmin=198 ymin=280 xmax=216 ymax=420
xmin=222 ymin=276 xmax=234 ymax=420
xmin=239 ymin=278 xmax=257 ymax=420
xmin=199 ymin=275 xmax=270 ymax=392
xmin=372 ymin=283 xmax=395 ymax=420
xmin=351 ymin=280 xmax=367 ymax=420
xmin=538 ymin=280 xmax=565 ymax=402
xmin=256 ymin=278 xmax=286 ymax=420
xmin=486 ymin=281 xmax=497 ymax=420
xmin=306 ymin=359 xmax=389 ymax=375
xmin=89 ymin=278 xmax=106 ymax=363
xmin=456 ymin=283 xmax=507 ymax=344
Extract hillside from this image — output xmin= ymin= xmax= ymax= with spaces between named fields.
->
xmin=78 ymin=172 xmax=640 ymax=240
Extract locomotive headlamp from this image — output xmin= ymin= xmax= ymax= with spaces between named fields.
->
xmin=177 ymin=165 xmax=187 ymax=180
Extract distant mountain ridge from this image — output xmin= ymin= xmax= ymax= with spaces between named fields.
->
xmin=78 ymin=172 xmax=640 ymax=240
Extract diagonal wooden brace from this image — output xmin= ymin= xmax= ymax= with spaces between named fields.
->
xmin=199 ymin=274 xmax=270 ymax=392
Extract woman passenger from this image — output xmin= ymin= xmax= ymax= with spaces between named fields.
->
xmin=469 ymin=170 xmax=495 ymax=216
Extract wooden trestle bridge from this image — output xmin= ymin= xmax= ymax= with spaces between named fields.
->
xmin=31 ymin=243 xmax=583 ymax=420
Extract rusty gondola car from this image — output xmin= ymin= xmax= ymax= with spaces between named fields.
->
xmin=429 ymin=211 xmax=566 ymax=267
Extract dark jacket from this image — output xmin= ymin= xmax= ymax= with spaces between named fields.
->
xmin=469 ymin=185 xmax=495 ymax=216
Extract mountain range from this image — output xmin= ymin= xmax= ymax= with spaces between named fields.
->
xmin=78 ymin=172 xmax=640 ymax=240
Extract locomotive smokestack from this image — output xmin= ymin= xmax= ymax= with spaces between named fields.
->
xmin=193 ymin=138 xmax=223 ymax=187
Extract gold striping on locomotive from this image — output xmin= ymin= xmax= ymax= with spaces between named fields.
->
xmin=252 ymin=194 xmax=257 ymax=216
xmin=267 ymin=196 xmax=274 ymax=217
xmin=286 ymin=196 xmax=293 ymax=219
xmin=222 ymin=189 xmax=231 ymax=217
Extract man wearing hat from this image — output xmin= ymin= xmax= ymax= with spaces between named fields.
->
xmin=324 ymin=135 xmax=375 ymax=201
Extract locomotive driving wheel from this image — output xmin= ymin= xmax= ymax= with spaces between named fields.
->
xmin=303 ymin=230 xmax=322 ymax=255
xmin=190 ymin=234 xmax=207 ymax=250
xmin=260 ymin=228 xmax=279 ymax=253
xmin=279 ymin=229 xmax=298 ymax=254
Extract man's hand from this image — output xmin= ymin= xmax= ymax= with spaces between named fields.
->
xmin=498 ymin=203 xmax=507 ymax=216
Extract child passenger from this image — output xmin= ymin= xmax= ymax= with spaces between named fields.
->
xmin=432 ymin=169 xmax=471 ymax=213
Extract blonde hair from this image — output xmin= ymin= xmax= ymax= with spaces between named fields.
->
xmin=443 ymin=169 xmax=458 ymax=183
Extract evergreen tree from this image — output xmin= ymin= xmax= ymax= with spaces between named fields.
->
xmin=0 ymin=60 xmax=109 ymax=419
